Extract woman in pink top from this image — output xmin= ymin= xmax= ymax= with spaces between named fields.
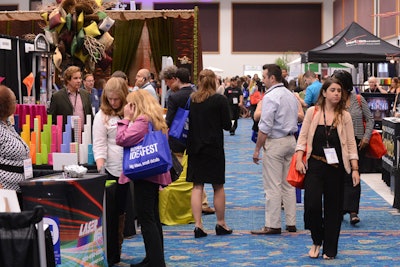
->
xmin=116 ymin=90 xmax=171 ymax=267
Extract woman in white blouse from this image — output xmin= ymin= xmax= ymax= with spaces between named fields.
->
xmin=92 ymin=77 xmax=129 ymax=264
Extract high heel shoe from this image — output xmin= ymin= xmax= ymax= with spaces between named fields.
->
xmin=194 ymin=227 xmax=207 ymax=238
xmin=215 ymin=224 xmax=233 ymax=235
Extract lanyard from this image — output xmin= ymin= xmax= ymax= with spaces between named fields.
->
xmin=70 ymin=91 xmax=79 ymax=112
xmin=323 ymin=109 xmax=335 ymax=148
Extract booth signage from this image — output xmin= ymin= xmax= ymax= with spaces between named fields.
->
xmin=34 ymin=33 xmax=50 ymax=52
xmin=0 ymin=38 xmax=11 ymax=50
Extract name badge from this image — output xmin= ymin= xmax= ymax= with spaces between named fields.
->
xmin=323 ymin=147 xmax=339 ymax=165
xmin=233 ymin=97 xmax=238 ymax=104
xmin=23 ymin=158 xmax=33 ymax=179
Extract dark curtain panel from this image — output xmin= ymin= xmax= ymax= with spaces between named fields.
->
xmin=0 ymin=36 xmax=33 ymax=102
xmin=112 ymin=20 xmax=145 ymax=74
xmin=173 ymin=17 xmax=197 ymax=83
xmin=146 ymin=17 xmax=175 ymax=75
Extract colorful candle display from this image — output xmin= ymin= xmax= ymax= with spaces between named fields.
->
xmin=87 ymin=144 xmax=94 ymax=165
xmin=19 ymin=113 xmax=94 ymax=167
xmin=57 ymin=115 xmax=63 ymax=152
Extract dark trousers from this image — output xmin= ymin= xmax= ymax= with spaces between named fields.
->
xmin=304 ymin=158 xmax=344 ymax=258
xmin=343 ymin=138 xmax=364 ymax=214
xmin=229 ymin=105 xmax=240 ymax=133
xmin=107 ymin=170 xmax=129 ymax=215
xmin=134 ymin=180 xmax=166 ymax=267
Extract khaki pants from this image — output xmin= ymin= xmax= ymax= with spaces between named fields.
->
xmin=262 ymin=135 xmax=297 ymax=228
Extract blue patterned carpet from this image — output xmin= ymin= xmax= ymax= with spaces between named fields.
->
xmin=119 ymin=118 xmax=400 ymax=267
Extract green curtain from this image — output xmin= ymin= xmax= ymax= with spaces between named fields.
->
xmin=146 ymin=17 xmax=176 ymax=74
xmin=112 ymin=20 xmax=145 ymax=74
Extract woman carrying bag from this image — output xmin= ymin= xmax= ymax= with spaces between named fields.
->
xmin=332 ymin=70 xmax=374 ymax=225
xmin=295 ymin=77 xmax=359 ymax=259
xmin=116 ymin=90 xmax=172 ymax=267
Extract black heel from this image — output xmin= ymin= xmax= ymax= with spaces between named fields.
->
xmin=194 ymin=227 xmax=207 ymax=238
xmin=215 ymin=224 xmax=233 ymax=235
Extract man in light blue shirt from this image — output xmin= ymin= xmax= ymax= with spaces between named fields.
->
xmin=303 ymin=70 xmax=322 ymax=107
xmin=251 ymin=64 xmax=298 ymax=235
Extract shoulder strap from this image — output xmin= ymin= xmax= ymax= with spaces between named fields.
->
xmin=313 ymin=106 xmax=318 ymax=118
xmin=185 ymin=97 xmax=191 ymax=109
xmin=356 ymin=94 xmax=362 ymax=107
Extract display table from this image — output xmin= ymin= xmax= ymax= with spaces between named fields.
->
xmin=20 ymin=173 xmax=107 ymax=266
xmin=381 ymin=117 xmax=400 ymax=210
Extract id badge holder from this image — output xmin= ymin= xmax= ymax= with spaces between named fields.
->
xmin=233 ymin=97 xmax=238 ymax=104
xmin=23 ymin=158 xmax=33 ymax=179
xmin=323 ymin=147 xmax=339 ymax=165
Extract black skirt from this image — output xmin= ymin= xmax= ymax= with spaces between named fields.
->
xmin=186 ymin=146 xmax=225 ymax=185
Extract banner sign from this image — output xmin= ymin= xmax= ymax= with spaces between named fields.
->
xmin=20 ymin=174 xmax=107 ymax=266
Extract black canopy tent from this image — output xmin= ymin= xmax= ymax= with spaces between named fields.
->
xmin=301 ymin=22 xmax=400 ymax=64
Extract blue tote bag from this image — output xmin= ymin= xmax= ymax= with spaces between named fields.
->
xmin=169 ymin=98 xmax=190 ymax=144
xmin=123 ymin=123 xmax=172 ymax=180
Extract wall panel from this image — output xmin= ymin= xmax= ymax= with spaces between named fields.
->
xmin=356 ymin=0 xmax=374 ymax=33
xmin=232 ymin=3 xmax=321 ymax=53
xmin=379 ymin=0 xmax=396 ymax=39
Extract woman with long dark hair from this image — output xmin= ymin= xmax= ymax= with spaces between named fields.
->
xmin=295 ymin=77 xmax=359 ymax=259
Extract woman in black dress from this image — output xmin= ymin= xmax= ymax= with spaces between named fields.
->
xmin=187 ymin=69 xmax=233 ymax=238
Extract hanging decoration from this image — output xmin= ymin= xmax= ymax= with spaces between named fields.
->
xmin=40 ymin=0 xmax=116 ymax=73
xmin=193 ymin=6 xmax=199 ymax=84
xmin=23 ymin=73 xmax=34 ymax=97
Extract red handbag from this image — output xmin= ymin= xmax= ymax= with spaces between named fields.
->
xmin=366 ymin=130 xmax=387 ymax=158
xmin=287 ymin=107 xmax=318 ymax=189
xmin=286 ymin=152 xmax=306 ymax=189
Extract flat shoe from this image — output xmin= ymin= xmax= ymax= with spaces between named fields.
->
xmin=286 ymin=225 xmax=297 ymax=232
xmin=308 ymin=244 xmax=320 ymax=258
xmin=250 ymin=226 xmax=281 ymax=235
xmin=323 ymin=254 xmax=335 ymax=260
xmin=202 ymin=206 xmax=215 ymax=215
xmin=350 ymin=213 xmax=360 ymax=225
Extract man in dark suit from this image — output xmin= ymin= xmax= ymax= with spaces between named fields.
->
xmin=48 ymin=66 xmax=93 ymax=128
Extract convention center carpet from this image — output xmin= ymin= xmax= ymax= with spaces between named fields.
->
xmin=118 ymin=118 xmax=400 ymax=267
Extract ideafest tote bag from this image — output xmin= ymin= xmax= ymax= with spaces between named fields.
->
xmin=123 ymin=123 xmax=172 ymax=180
xmin=169 ymin=98 xmax=190 ymax=144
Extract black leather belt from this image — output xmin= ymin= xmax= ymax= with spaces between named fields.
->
xmin=0 ymin=163 xmax=24 ymax=173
